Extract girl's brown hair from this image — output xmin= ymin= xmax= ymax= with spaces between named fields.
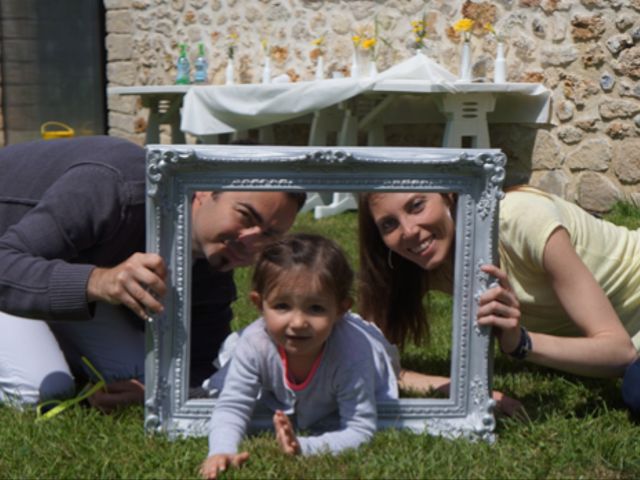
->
xmin=252 ymin=232 xmax=354 ymax=304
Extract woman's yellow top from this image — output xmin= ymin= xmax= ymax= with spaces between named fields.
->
xmin=498 ymin=189 xmax=640 ymax=350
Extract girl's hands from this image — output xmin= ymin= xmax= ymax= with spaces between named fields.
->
xmin=273 ymin=410 xmax=301 ymax=455
xmin=477 ymin=264 xmax=522 ymax=356
xmin=199 ymin=452 xmax=250 ymax=479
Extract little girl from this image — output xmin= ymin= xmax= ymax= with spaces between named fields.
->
xmin=200 ymin=233 xmax=399 ymax=479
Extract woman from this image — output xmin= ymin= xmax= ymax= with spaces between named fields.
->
xmin=358 ymin=187 xmax=640 ymax=413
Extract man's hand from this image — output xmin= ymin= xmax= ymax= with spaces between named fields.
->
xmin=88 ymin=378 xmax=144 ymax=413
xmin=199 ymin=452 xmax=250 ymax=479
xmin=87 ymin=252 xmax=167 ymax=320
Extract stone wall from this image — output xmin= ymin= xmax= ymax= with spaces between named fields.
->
xmin=104 ymin=0 xmax=640 ymax=212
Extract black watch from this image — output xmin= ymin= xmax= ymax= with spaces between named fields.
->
xmin=504 ymin=326 xmax=532 ymax=360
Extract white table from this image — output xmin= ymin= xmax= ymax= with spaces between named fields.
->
xmin=108 ymin=56 xmax=551 ymax=217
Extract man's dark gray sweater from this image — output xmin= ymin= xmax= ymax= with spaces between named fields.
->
xmin=0 ymin=136 xmax=235 ymax=385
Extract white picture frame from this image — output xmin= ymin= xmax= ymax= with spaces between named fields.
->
xmin=144 ymin=145 xmax=506 ymax=442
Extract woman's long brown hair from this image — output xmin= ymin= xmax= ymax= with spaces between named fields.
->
xmin=357 ymin=193 xmax=430 ymax=348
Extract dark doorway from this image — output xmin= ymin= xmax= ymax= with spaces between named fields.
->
xmin=0 ymin=0 xmax=106 ymax=145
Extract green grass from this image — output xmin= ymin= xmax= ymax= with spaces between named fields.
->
xmin=2 ymin=203 xmax=640 ymax=479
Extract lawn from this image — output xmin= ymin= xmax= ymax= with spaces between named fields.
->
xmin=1 ymin=204 xmax=639 ymax=479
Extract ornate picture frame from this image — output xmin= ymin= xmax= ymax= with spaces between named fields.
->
xmin=144 ymin=145 xmax=506 ymax=442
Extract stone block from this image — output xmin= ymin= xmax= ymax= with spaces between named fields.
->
xmin=599 ymin=98 xmax=640 ymax=120
xmin=575 ymin=171 xmax=622 ymax=212
xmin=108 ymin=111 xmax=136 ymax=133
xmin=567 ymin=138 xmax=611 ymax=171
xmin=613 ymin=46 xmax=640 ymax=78
xmin=104 ymin=0 xmax=131 ymax=9
xmin=532 ymin=130 xmax=563 ymax=169
xmin=107 ymin=94 xmax=138 ymax=114
xmin=106 ymin=10 xmax=134 ymax=34
xmin=107 ymin=62 xmax=137 ymax=86
xmin=613 ymin=139 xmax=640 ymax=183
xmin=532 ymin=169 xmax=570 ymax=197
xmin=106 ymin=34 xmax=134 ymax=61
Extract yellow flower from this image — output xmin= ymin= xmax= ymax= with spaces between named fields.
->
xmin=361 ymin=38 xmax=376 ymax=50
xmin=412 ymin=20 xmax=426 ymax=33
xmin=227 ymin=32 xmax=238 ymax=59
xmin=411 ymin=15 xmax=428 ymax=50
xmin=312 ymin=36 xmax=325 ymax=47
xmin=351 ymin=35 xmax=361 ymax=46
xmin=453 ymin=18 xmax=474 ymax=33
xmin=260 ymin=38 xmax=268 ymax=52
xmin=484 ymin=22 xmax=504 ymax=42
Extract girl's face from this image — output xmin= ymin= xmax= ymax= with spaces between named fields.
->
xmin=368 ymin=192 xmax=455 ymax=271
xmin=251 ymin=270 xmax=351 ymax=361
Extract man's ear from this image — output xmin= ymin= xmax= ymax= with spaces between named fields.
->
xmin=249 ymin=291 xmax=263 ymax=310
xmin=338 ymin=298 xmax=353 ymax=316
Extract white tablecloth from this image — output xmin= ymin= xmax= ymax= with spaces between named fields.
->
xmin=180 ymin=54 xmax=460 ymax=136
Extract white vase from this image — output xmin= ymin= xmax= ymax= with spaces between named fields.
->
xmin=350 ymin=51 xmax=359 ymax=78
xmin=315 ymin=55 xmax=324 ymax=80
xmin=225 ymin=59 xmax=234 ymax=85
xmin=368 ymin=57 xmax=378 ymax=77
xmin=459 ymin=41 xmax=472 ymax=82
xmin=262 ymin=56 xmax=271 ymax=84
xmin=493 ymin=42 xmax=506 ymax=84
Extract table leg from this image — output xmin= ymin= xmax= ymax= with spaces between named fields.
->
xmin=439 ymin=93 xmax=496 ymax=148
xmin=313 ymin=102 xmax=359 ymax=219
xmin=145 ymin=97 xmax=161 ymax=144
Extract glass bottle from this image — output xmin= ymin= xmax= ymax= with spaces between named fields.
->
xmin=194 ymin=43 xmax=208 ymax=84
xmin=175 ymin=43 xmax=190 ymax=85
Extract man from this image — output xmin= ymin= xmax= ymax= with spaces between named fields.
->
xmin=0 ymin=136 xmax=304 ymax=411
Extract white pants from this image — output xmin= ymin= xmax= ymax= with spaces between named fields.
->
xmin=0 ymin=303 xmax=144 ymax=406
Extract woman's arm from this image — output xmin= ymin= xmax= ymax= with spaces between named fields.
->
xmin=479 ymin=228 xmax=637 ymax=378
xmin=398 ymin=369 xmax=524 ymax=417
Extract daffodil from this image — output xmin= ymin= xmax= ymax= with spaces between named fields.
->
xmin=453 ymin=18 xmax=474 ymax=32
xmin=361 ymin=37 xmax=376 ymax=50
xmin=453 ymin=18 xmax=474 ymax=42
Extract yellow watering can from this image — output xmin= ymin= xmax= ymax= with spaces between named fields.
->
xmin=41 ymin=121 xmax=75 ymax=140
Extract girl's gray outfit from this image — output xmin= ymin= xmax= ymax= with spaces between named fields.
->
xmin=205 ymin=312 xmax=400 ymax=456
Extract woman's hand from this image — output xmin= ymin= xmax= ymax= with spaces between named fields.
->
xmin=399 ymin=369 xmax=524 ymax=417
xmin=492 ymin=390 xmax=526 ymax=419
xmin=477 ymin=264 xmax=523 ymax=356
xmin=199 ymin=452 xmax=250 ymax=479
xmin=273 ymin=410 xmax=301 ymax=455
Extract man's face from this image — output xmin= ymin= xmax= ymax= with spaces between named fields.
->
xmin=191 ymin=191 xmax=299 ymax=271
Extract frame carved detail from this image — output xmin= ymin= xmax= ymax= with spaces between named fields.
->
xmin=145 ymin=145 xmax=505 ymax=442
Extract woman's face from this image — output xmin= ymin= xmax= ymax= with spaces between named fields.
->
xmin=368 ymin=192 xmax=455 ymax=271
